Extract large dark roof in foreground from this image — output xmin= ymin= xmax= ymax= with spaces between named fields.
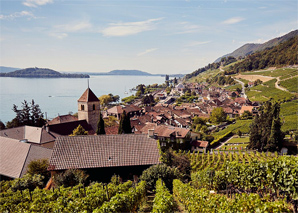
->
xmin=49 ymin=134 xmax=160 ymax=171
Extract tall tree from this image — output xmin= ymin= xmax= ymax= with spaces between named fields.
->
xmin=248 ymin=101 xmax=284 ymax=152
xmin=7 ymin=99 xmax=45 ymax=128
xmin=96 ymin=113 xmax=106 ymax=135
xmin=209 ymin=107 xmax=226 ymax=124
xmin=118 ymin=110 xmax=132 ymax=134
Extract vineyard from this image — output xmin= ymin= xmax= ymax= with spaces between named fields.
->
xmin=186 ymin=149 xmax=277 ymax=172
xmin=1 ymin=153 xmax=297 ymax=212
xmin=0 ymin=180 xmax=146 ymax=212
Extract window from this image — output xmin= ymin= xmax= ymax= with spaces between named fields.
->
xmin=81 ymin=105 xmax=84 ymax=111
xmin=93 ymin=104 xmax=95 ymax=110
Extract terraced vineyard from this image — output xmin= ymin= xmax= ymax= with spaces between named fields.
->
xmin=183 ymin=150 xmax=277 ymax=172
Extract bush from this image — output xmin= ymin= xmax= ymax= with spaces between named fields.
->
xmin=140 ymin=164 xmax=181 ymax=192
xmin=26 ymin=159 xmax=50 ymax=185
xmin=53 ymin=169 xmax=89 ymax=187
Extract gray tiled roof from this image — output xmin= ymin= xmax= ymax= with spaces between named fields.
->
xmin=49 ymin=134 xmax=161 ymax=171
xmin=0 ymin=136 xmax=52 ymax=178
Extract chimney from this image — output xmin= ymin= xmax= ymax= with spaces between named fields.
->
xmin=148 ymin=129 xmax=154 ymax=138
xmin=45 ymin=124 xmax=49 ymax=133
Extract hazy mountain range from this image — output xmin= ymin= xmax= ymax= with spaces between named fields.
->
xmin=215 ymin=29 xmax=298 ymax=62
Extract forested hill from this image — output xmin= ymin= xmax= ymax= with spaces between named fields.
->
xmin=0 ymin=67 xmax=89 ymax=78
xmin=184 ymin=56 xmax=237 ymax=80
xmin=215 ymin=29 xmax=298 ymax=62
xmin=225 ymin=35 xmax=298 ymax=75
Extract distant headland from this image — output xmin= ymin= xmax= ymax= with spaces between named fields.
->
xmin=0 ymin=67 xmax=89 ymax=78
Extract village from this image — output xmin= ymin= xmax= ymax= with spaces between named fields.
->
xmin=0 ymin=78 xmax=262 ymax=182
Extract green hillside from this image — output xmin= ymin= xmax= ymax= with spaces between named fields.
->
xmin=225 ymin=36 xmax=297 ymax=74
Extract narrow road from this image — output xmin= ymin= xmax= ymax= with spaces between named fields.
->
xmin=275 ymin=77 xmax=288 ymax=92
xmin=215 ymin=136 xmax=234 ymax=150
xmin=233 ymin=78 xmax=247 ymax=98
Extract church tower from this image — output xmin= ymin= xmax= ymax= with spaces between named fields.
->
xmin=78 ymin=87 xmax=100 ymax=132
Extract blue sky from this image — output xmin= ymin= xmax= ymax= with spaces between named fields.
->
xmin=1 ymin=0 xmax=297 ymax=74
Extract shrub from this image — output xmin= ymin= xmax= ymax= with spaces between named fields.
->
xmin=26 ymin=159 xmax=50 ymax=185
xmin=140 ymin=164 xmax=181 ymax=192
xmin=53 ymin=169 xmax=89 ymax=187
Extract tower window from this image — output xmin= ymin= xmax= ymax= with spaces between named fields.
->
xmin=93 ymin=104 xmax=95 ymax=110
xmin=81 ymin=105 xmax=84 ymax=111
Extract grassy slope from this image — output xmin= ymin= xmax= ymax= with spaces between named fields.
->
xmin=279 ymin=76 xmax=298 ymax=93
xmin=246 ymin=79 xmax=294 ymax=102
xmin=212 ymin=120 xmax=252 ymax=140
xmin=280 ymin=99 xmax=298 ymax=132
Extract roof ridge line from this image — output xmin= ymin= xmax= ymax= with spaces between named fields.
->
xmin=19 ymin=144 xmax=32 ymax=178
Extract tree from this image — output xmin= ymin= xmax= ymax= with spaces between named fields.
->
xmin=70 ymin=124 xmax=88 ymax=136
xmin=118 ymin=110 xmax=132 ymax=134
xmin=0 ymin=120 xmax=5 ymax=130
xmin=96 ymin=113 xmax=106 ymax=135
xmin=210 ymin=107 xmax=226 ymax=124
xmin=173 ymin=77 xmax=177 ymax=85
xmin=165 ymin=74 xmax=169 ymax=81
xmin=240 ymin=110 xmax=252 ymax=120
xmin=98 ymin=94 xmax=113 ymax=107
xmin=140 ymin=164 xmax=181 ymax=191
xmin=248 ymin=101 xmax=284 ymax=152
xmin=236 ymin=130 xmax=242 ymax=138
xmin=142 ymin=94 xmax=155 ymax=105
xmin=7 ymin=99 xmax=45 ymax=128
xmin=27 ymin=159 xmax=50 ymax=184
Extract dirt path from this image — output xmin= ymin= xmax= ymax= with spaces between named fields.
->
xmin=233 ymin=78 xmax=247 ymax=98
xmin=275 ymin=77 xmax=288 ymax=92
xmin=234 ymin=74 xmax=274 ymax=82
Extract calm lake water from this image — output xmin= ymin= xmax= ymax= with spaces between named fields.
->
xmin=0 ymin=75 xmax=165 ymax=123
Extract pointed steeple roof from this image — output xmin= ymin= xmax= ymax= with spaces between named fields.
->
xmin=78 ymin=88 xmax=99 ymax=102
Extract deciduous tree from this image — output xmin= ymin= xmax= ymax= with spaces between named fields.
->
xmin=70 ymin=124 xmax=88 ymax=136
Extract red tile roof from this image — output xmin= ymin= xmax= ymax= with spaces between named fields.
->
xmin=48 ymin=134 xmax=161 ymax=171
xmin=47 ymin=114 xmax=78 ymax=125
xmin=78 ymin=88 xmax=99 ymax=102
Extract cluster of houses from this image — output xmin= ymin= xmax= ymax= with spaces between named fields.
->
xmin=0 ymin=82 xmax=259 ymax=183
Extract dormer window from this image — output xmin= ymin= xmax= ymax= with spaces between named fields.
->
xmin=81 ymin=105 xmax=84 ymax=111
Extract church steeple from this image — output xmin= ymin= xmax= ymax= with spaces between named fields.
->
xmin=78 ymin=87 xmax=100 ymax=132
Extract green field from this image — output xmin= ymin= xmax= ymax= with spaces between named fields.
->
xmin=225 ymin=83 xmax=242 ymax=91
xmin=279 ymin=76 xmax=298 ymax=93
xmin=246 ymin=79 xmax=294 ymax=102
xmin=241 ymin=68 xmax=298 ymax=78
xmin=280 ymin=99 xmax=298 ymax=132
xmin=226 ymin=136 xmax=250 ymax=144
xmin=212 ymin=120 xmax=252 ymax=139
xmin=187 ymin=68 xmax=221 ymax=83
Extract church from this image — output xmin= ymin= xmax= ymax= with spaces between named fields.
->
xmin=46 ymin=87 xmax=101 ymax=136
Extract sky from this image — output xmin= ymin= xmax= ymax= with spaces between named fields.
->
xmin=0 ymin=0 xmax=297 ymax=74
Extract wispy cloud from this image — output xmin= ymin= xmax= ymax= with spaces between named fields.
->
xmin=174 ymin=22 xmax=201 ymax=34
xmin=101 ymin=18 xmax=163 ymax=37
xmin=137 ymin=48 xmax=158 ymax=56
xmin=222 ymin=17 xmax=244 ymax=25
xmin=185 ymin=41 xmax=211 ymax=47
xmin=23 ymin=0 xmax=53 ymax=7
xmin=54 ymin=21 xmax=92 ymax=32
xmin=49 ymin=32 xmax=68 ymax=39
xmin=49 ymin=20 xmax=92 ymax=39
xmin=0 ymin=11 xmax=35 ymax=20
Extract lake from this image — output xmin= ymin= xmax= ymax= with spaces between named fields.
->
xmin=0 ymin=75 xmax=165 ymax=123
